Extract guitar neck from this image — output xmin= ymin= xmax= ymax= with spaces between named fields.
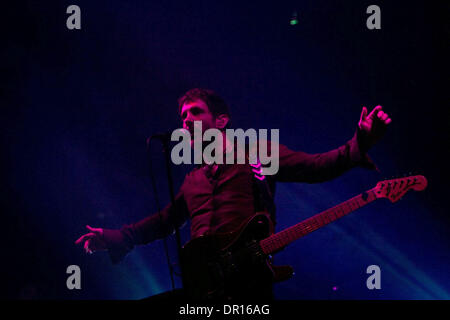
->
xmin=260 ymin=188 xmax=378 ymax=255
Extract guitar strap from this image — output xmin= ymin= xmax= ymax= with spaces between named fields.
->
xmin=252 ymin=170 xmax=276 ymax=226
xmin=246 ymin=148 xmax=277 ymax=228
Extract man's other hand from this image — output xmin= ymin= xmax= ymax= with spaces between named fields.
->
xmin=75 ymin=225 xmax=107 ymax=254
xmin=358 ymin=105 xmax=392 ymax=149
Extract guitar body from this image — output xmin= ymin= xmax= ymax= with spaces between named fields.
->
xmin=180 ymin=213 xmax=293 ymax=300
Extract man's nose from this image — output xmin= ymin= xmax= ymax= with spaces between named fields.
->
xmin=184 ymin=118 xmax=193 ymax=129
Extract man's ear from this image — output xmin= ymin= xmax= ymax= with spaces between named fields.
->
xmin=215 ymin=114 xmax=230 ymax=130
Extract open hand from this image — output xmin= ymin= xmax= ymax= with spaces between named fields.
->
xmin=75 ymin=225 xmax=107 ymax=254
xmin=358 ymin=105 xmax=391 ymax=149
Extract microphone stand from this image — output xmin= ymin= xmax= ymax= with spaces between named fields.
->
xmin=160 ymin=137 xmax=184 ymax=271
xmin=147 ymin=133 xmax=183 ymax=293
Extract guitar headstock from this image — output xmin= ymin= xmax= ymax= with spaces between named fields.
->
xmin=374 ymin=175 xmax=427 ymax=203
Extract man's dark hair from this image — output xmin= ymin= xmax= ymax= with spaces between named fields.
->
xmin=178 ymin=88 xmax=231 ymax=120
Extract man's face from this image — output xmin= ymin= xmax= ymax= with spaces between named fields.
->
xmin=180 ymin=99 xmax=217 ymax=139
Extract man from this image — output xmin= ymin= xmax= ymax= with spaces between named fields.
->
xmin=75 ymin=88 xmax=391 ymax=300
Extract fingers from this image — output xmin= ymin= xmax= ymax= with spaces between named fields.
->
xmin=360 ymin=105 xmax=391 ymax=127
xmin=86 ymin=225 xmax=103 ymax=236
xmin=360 ymin=106 xmax=367 ymax=122
xmin=84 ymin=239 xmax=93 ymax=254
xmin=74 ymin=232 xmax=96 ymax=245
xmin=377 ymin=110 xmax=386 ymax=120
xmin=376 ymin=110 xmax=392 ymax=124
xmin=358 ymin=106 xmax=368 ymax=129
xmin=75 ymin=226 xmax=102 ymax=245
xmin=75 ymin=227 xmax=104 ymax=255
xmin=368 ymin=105 xmax=383 ymax=119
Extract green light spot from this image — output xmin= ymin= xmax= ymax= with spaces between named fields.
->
xmin=290 ymin=19 xmax=298 ymax=25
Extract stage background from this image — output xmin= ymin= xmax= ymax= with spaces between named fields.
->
xmin=1 ymin=0 xmax=449 ymax=299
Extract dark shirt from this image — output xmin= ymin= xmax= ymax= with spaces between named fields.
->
xmin=103 ymin=128 xmax=377 ymax=263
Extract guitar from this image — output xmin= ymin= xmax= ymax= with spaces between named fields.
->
xmin=180 ymin=175 xmax=428 ymax=300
